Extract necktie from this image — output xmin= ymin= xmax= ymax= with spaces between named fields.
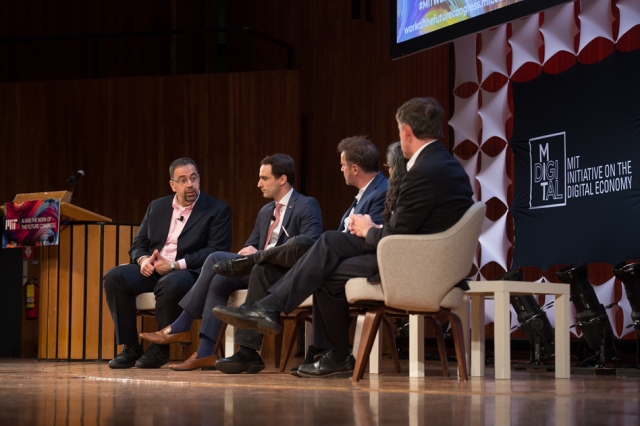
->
xmin=264 ymin=203 xmax=283 ymax=250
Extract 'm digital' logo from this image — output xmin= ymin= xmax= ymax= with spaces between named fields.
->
xmin=529 ymin=132 xmax=566 ymax=209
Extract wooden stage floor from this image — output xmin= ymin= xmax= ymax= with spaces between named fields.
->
xmin=0 ymin=358 xmax=638 ymax=425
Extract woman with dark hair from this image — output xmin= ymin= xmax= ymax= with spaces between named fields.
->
xmin=381 ymin=142 xmax=408 ymax=223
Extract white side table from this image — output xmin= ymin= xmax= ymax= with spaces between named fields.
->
xmin=458 ymin=281 xmax=571 ymax=380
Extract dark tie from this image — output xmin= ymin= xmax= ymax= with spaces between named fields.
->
xmin=264 ymin=203 xmax=284 ymax=250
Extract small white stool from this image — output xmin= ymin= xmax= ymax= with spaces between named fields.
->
xmin=458 ymin=281 xmax=571 ymax=380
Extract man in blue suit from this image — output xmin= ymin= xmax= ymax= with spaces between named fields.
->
xmin=213 ymin=136 xmax=388 ymax=374
xmin=138 ymin=153 xmax=323 ymax=370
xmin=214 ymin=98 xmax=474 ymax=379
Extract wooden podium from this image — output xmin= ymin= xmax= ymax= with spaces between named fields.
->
xmin=4 ymin=191 xmax=139 ymax=360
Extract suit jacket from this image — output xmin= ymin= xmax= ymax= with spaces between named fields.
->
xmin=244 ymin=189 xmax=323 ymax=249
xmin=365 ymin=142 xmax=473 ymax=252
xmin=129 ymin=192 xmax=232 ymax=270
xmin=337 ymin=172 xmax=388 ymax=232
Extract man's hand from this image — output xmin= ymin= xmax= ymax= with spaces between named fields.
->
xmin=238 ymin=246 xmax=258 ymax=256
xmin=139 ymin=250 xmax=158 ymax=277
xmin=349 ymin=214 xmax=380 ymax=238
xmin=152 ymin=251 xmax=172 ymax=276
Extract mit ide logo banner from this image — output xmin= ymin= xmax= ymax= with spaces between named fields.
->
xmin=529 ymin=132 xmax=566 ymax=209
xmin=509 ymin=49 xmax=640 ymax=269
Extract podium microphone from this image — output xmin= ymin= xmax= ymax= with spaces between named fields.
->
xmin=67 ymin=170 xmax=85 ymax=204
xmin=66 ymin=170 xmax=85 ymax=184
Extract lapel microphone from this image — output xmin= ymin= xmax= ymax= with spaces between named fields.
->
xmin=178 ymin=216 xmax=184 ymax=222
xmin=270 ymin=215 xmax=290 ymax=238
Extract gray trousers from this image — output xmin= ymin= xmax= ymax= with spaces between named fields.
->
xmin=178 ymin=251 xmax=249 ymax=341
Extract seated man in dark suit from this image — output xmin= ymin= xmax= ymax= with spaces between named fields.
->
xmin=213 ymin=97 xmax=474 ymax=378
xmin=103 ymin=157 xmax=232 ymax=369
xmin=139 ymin=153 xmax=323 ymax=371
xmin=213 ymin=136 xmax=389 ymax=374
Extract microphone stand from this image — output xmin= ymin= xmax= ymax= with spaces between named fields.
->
xmin=67 ymin=176 xmax=79 ymax=204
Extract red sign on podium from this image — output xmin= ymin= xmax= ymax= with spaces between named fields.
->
xmin=2 ymin=199 xmax=60 ymax=248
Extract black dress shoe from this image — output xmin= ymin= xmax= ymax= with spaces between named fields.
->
xmin=290 ymin=345 xmax=328 ymax=376
xmin=297 ymin=353 xmax=356 ymax=378
xmin=214 ymin=257 xmax=255 ymax=278
xmin=108 ymin=342 xmax=143 ymax=369
xmin=215 ymin=350 xmax=266 ymax=374
xmin=213 ymin=303 xmax=281 ymax=335
xmin=134 ymin=343 xmax=170 ymax=369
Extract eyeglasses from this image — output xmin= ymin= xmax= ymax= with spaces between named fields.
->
xmin=171 ymin=174 xmax=200 ymax=186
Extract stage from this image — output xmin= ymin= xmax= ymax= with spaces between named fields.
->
xmin=1 ymin=358 xmax=638 ymax=425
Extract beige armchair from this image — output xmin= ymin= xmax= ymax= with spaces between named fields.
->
xmin=346 ymin=201 xmax=486 ymax=382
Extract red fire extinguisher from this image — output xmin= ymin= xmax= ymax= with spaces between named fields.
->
xmin=25 ymin=277 xmax=39 ymax=319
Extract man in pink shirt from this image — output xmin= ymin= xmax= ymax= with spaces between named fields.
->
xmin=103 ymin=157 xmax=232 ymax=369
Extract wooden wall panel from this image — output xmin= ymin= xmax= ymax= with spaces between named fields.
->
xmin=45 ymin=246 xmax=59 ymax=359
xmin=117 ymin=226 xmax=132 ymax=266
xmin=101 ymin=225 xmax=117 ymax=360
xmin=0 ymin=1 xmax=220 ymax=80
xmin=85 ymin=225 xmax=102 ymax=359
xmin=116 ymin=225 xmax=134 ymax=355
xmin=0 ymin=0 xmax=174 ymax=80
xmin=56 ymin=227 xmax=71 ymax=359
xmin=227 ymin=0 xmax=452 ymax=230
xmin=70 ymin=227 xmax=86 ymax=359
xmin=1 ymin=71 xmax=301 ymax=252
xmin=37 ymin=223 xmax=140 ymax=360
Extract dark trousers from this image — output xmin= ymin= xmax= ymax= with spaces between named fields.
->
xmin=235 ymin=236 xmax=315 ymax=350
xmin=103 ymin=264 xmax=198 ymax=345
xmin=179 ymin=252 xmax=249 ymax=341
xmin=268 ymin=231 xmax=378 ymax=353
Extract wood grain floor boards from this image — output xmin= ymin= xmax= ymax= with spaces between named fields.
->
xmin=0 ymin=359 xmax=638 ymax=425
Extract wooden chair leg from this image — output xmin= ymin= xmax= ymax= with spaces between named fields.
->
xmin=444 ymin=311 xmax=468 ymax=381
xmin=425 ymin=316 xmax=449 ymax=377
xmin=352 ymin=306 xmax=385 ymax=383
xmin=279 ymin=310 xmax=312 ymax=372
xmin=381 ymin=315 xmax=401 ymax=373
xmin=274 ymin=324 xmax=283 ymax=369
xmin=179 ymin=343 xmax=193 ymax=361
xmin=213 ymin=323 xmax=227 ymax=359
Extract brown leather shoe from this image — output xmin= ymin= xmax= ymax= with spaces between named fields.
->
xmin=139 ymin=325 xmax=191 ymax=344
xmin=169 ymin=352 xmax=217 ymax=371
